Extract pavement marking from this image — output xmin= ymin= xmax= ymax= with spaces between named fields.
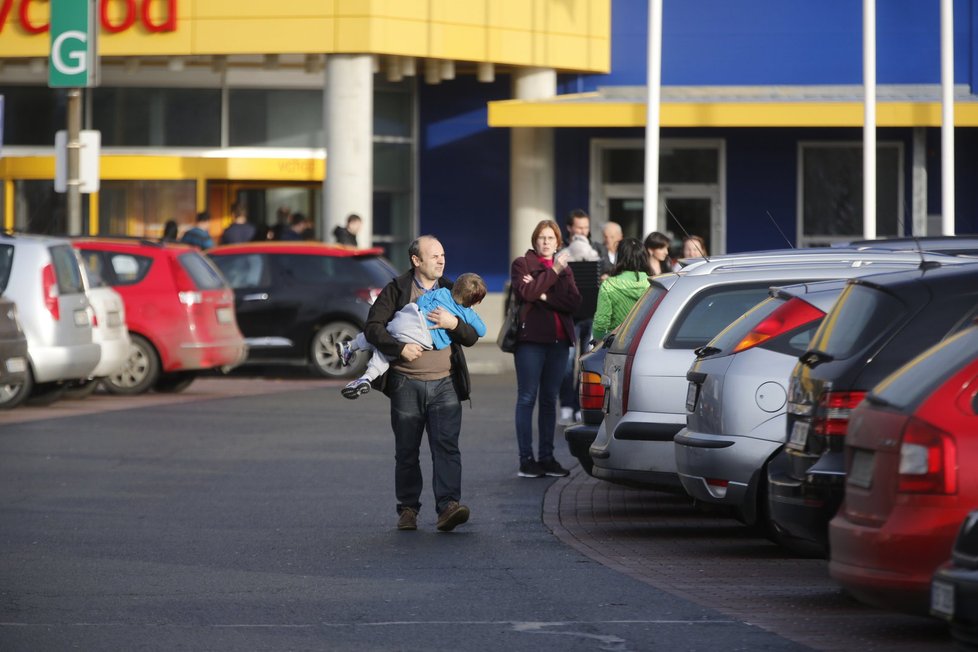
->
xmin=1 ymin=619 xmax=738 ymax=628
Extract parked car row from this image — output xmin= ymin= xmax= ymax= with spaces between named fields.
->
xmin=0 ymin=234 xmax=398 ymax=411
xmin=565 ymin=237 xmax=978 ymax=639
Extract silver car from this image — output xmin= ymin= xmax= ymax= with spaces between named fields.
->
xmin=0 ymin=294 xmax=30 ymax=409
xmin=675 ymin=279 xmax=854 ymax=525
xmin=589 ymin=249 xmax=966 ymax=491
xmin=0 ymin=233 xmax=100 ymax=404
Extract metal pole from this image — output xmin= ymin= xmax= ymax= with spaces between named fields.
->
xmin=863 ymin=0 xmax=876 ymax=240
xmin=941 ymin=0 xmax=955 ymax=235
xmin=643 ymin=0 xmax=663 ymax=238
xmin=66 ymin=87 xmax=82 ymax=235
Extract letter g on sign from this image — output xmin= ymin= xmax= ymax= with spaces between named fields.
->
xmin=52 ymin=30 xmax=87 ymax=75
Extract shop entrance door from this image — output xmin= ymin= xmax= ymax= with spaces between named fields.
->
xmin=207 ymin=182 xmax=322 ymax=241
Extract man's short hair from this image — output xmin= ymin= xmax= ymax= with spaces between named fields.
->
xmin=452 ymin=273 xmax=487 ymax=307
xmin=290 ymin=212 xmax=308 ymax=227
xmin=346 ymin=213 xmax=362 ymax=225
xmin=566 ymin=208 xmax=589 ymax=227
xmin=408 ymin=234 xmax=437 ymax=263
xmin=195 ymin=211 xmax=210 ymax=223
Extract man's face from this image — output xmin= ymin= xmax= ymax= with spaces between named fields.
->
xmin=568 ymin=216 xmax=590 ymax=238
xmin=412 ymin=237 xmax=445 ymax=282
xmin=603 ymin=226 xmax=622 ymax=250
xmin=348 ymin=220 xmax=362 ymax=235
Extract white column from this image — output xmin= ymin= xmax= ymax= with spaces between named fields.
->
xmin=941 ymin=0 xmax=956 ymax=235
xmin=912 ymin=127 xmax=928 ymax=236
xmin=509 ymin=68 xmax=556 ymax=263
xmin=324 ymin=54 xmax=374 ymax=246
xmin=644 ymin=0 xmax=663 ymax=238
xmin=863 ymin=0 xmax=877 ymax=240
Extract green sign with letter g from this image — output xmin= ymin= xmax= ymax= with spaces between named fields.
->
xmin=49 ymin=0 xmax=98 ymax=88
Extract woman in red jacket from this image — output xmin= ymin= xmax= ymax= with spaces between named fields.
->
xmin=510 ymin=220 xmax=582 ymax=478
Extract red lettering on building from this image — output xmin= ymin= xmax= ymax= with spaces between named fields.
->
xmin=19 ymin=0 xmax=48 ymax=34
xmin=101 ymin=0 xmax=136 ymax=33
xmin=0 ymin=0 xmax=177 ymax=34
xmin=142 ymin=0 xmax=175 ymax=33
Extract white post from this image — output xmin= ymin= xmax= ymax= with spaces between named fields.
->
xmin=863 ymin=0 xmax=876 ymax=240
xmin=324 ymin=54 xmax=373 ymax=245
xmin=509 ymin=68 xmax=556 ymax=263
xmin=644 ymin=0 xmax=663 ymax=238
xmin=941 ymin=0 xmax=956 ymax=235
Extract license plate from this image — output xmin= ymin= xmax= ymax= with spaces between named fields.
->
xmin=787 ymin=420 xmax=810 ymax=449
xmin=5 ymin=357 xmax=26 ymax=373
xmin=931 ymin=580 xmax=955 ymax=619
xmin=686 ymin=382 xmax=699 ymax=413
xmin=848 ymin=449 xmax=875 ymax=489
xmin=216 ymin=307 xmax=234 ymax=324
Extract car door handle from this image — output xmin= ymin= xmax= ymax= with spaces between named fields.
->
xmin=242 ymin=293 xmax=269 ymax=302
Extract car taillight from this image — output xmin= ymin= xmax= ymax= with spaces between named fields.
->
xmin=622 ymin=291 xmax=667 ymax=413
xmin=42 ymin=264 xmax=60 ymax=320
xmin=898 ymin=417 xmax=957 ymax=494
xmin=812 ymin=391 xmax=866 ymax=436
xmin=178 ymin=291 xmax=203 ymax=305
xmin=579 ymin=371 xmax=604 ymax=410
xmin=732 ymin=297 xmax=824 ymax=353
xmin=355 ymin=288 xmax=382 ymax=304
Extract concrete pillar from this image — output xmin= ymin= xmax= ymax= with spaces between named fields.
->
xmin=912 ymin=127 xmax=928 ymax=236
xmin=509 ymin=68 xmax=556 ymax=263
xmin=324 ymin=54 xmax=373 ymax=246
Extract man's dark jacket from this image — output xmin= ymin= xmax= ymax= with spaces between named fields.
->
xmin=364 ymin=270 xmax=477 ymax=401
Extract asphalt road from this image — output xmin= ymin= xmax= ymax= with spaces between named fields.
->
xmin=0 ymin=370 xmax=949 ymax=651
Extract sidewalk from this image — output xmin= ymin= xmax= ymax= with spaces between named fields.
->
xmin=465 ymin=341 xmax=513 ymax=375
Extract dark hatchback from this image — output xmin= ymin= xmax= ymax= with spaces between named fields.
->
xmin=565 ymin=336 xmax=613 ymax=476
xmin=933 ymin=510 xmax=978 ymax=646
xmin=207 ymin=242 xmax=397 ymax=379
xmin=768 ymin=262 xmax=978 ymax=556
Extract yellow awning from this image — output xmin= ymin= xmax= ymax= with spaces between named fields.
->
xmin=488 ymin=84 xmax=978 ymax=128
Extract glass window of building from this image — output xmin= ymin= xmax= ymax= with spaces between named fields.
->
xmin=98 ymin=180 xmax=197 ymax=239
xmin=13 ymin=180 xmax=89 ymax=235
xmin=800 ymin=143 xmax=902 ymax=246
xmin=92 ymin=88 xmax=221 ymax=147
xmin=0 ymin=86 xmax=68 ymax=146
xmin=229 ymin=89 xmax=324 ymax=148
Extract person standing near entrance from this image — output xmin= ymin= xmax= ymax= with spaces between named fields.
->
xmin=600 ymin=222 xmax=623 ymax=279
xmin=220 ymin=202 xmax=255 ymax=244
xmin=180 ymin=212 xmax=214 ymax=250
xmin=364 ymin=235 xmax=480 ymax=532
xmin=334 ymin=213 xmax=362 ymax=247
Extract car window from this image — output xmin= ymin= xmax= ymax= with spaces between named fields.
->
xmin=79 ymin=259 xmax=107 ymax=288
xmin=609 ymin=282 xmax=668 ymax=353
xmin=107 ymin=253 xmax=153 ymax=285
xmin=272 ymin=254 xmax=372 ymax=285
xmin=179 ymin=252 xmax=227 ymax=290
xmin=211 ymin=254 xmax=269 ymax=289
xmin=871 ymin=326 xmax=978 ymax=411
xmin=0 ymin=244 xmax=13 ymax=292
xmin=665 ymin=283 xmax=774 ymax=349
xmin=78 ymin=250 xmax=109 ymax=286
xmin=49 ymin=245 xmax=85 ymax=295
xmin=808 ymin=284 xmax=905 ymax=360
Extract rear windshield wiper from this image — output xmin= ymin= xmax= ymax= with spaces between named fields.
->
xmin=694 ymin=345 xmax=721 ymax=359
xmin=799 ymin=349 xmax=834 ymax=368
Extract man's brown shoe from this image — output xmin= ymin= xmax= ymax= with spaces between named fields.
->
xmin=436 ymin=501 xmax=470 ymax=532
xmin=397 ymin=508 xmax=418 ymax=531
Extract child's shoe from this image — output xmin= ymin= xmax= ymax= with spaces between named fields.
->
xmin=341 ymin=378 xmax=371 ymax=399
xmin=335 ymin=341 xmax=355 ymax=367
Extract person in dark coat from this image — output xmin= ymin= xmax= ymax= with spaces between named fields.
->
xmin=509 ymin=219 xmax=581 ymax=479
xmin=363 ymin=235 xmax=480 ymax=532
xmin=333 ymin=213 xmax=362 ymax=246
xmin=220 ymin=202 xmax=255 ymax=244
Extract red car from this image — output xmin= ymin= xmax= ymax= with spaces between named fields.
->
xmin=828 ymin=322 xmax=978 ymax=614
xmin=73 ymin=238 xmax=246 ymax=394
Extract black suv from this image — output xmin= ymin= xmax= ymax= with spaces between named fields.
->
xmin=208 ymin=242 xmax=397 ymax=379
xmin=767 ymin=262 xmax=978 ymax=556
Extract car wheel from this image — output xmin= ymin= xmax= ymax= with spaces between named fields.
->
xmin=103 ymin=334 xmax=161 ymax=395
xmin=63 ymin=378 xmax=100 ymax=400
xmin=309 ymin=321 xmax=364 ymax=379
xmin=0 ymin=367 xmax=33 ymax=410
xmin=154 ymin=371 xmax=197 ymax=394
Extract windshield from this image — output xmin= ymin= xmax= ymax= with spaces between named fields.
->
xmin=705 ymin=296 xmax=783 ymax=355
xmin=609 ymin=283 xmax=666 ymax=354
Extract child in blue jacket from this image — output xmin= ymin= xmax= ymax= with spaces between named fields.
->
xmin=337 ymin=273 xmax=487 ymax=398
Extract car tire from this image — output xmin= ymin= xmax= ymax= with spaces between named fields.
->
xmin=63 ymin=378 xmax=100 ymax=400
xmin=26 ymin=381 xmax=67 ymax=406
xmin=309 ymin=321 xmax=365 ymax=379
xmin=103 ymin=334 xmax=161 ymax=395
xmin=154 ymin=371 xmax=197 ymax=394
xmin=0 ymin=367 xmax=33 ymax=410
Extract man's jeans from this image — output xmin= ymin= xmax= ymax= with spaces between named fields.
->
xmin=388 ymin=372 xmax=462 ymax=515
xmin=514 ymin=341 xmax=569 ymax=461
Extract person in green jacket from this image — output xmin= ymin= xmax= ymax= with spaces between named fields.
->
xmin=591 ymin=238 xmax=651 ymax=341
